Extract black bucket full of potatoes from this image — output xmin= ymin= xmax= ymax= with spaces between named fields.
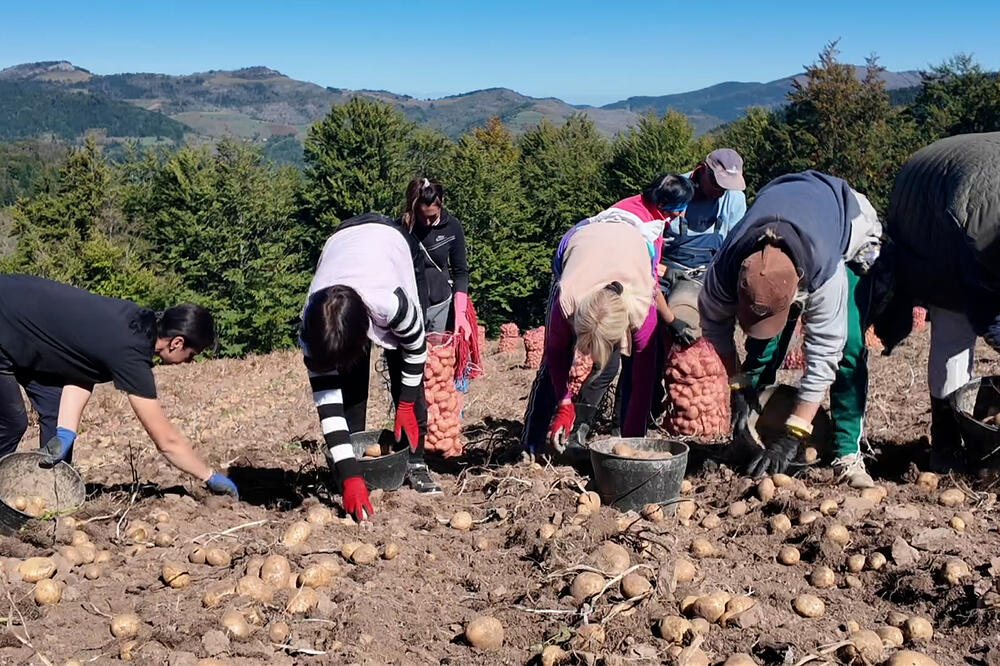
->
xmin=589 ymin=437 xmax=689 ymax=513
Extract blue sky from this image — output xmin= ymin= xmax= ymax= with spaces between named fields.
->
xmin=2 ymin=0 xmax=999 ymax=106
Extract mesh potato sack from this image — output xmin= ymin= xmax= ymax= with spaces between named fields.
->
xmin=523 ymin=326 xmax=545 ymax=369
xmin=498 ymin=323 xmax=521 ymax=353
xmin=477 ymin=325 xmax=487 ymax=353
xmin=912 ymin=306 xmax=927 ymax=332
xmin=567 ymin=352 xmax=594 ymax=398
xmin=424 ymin=333 xmax=464 ymax=457
xmin=662 ymin=338 xmax=730 ymax=437
xmin=866 ymin=306 xmax=927 ymax=352
xmin=781 ymin=319 xmax=805 ymax=370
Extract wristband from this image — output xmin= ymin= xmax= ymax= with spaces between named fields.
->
xmin=202 ymin=468 xmax=215 ymax=482
xmin=785 ymin=415 xmax=814 ymax=439
xmin=728 ymin=373 xmax=749 ymax=391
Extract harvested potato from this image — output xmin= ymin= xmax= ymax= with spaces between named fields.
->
xmin=902 ymin=616 xmax=934 ymax=642
xmin=938 ymin=488 xmax=965 ymax=507
xmin=886 ymin=610 xmax=908 ymax=627
xmin=839 ymin=630 xmax=885 ymax=664
xmin=657 ymin=615 xmax=691 ymax=643
xmin=236 ymin=575 xmax=273 ymax=603
xmin=860 ymin=486 xmax=886 ymax=503
xmin=727 ymin=501 xmax=748 ymax=518
xmin=916 ymin=472 xmax=939 ymax=490
xmin=777 ymin=546 xmax=800 ymax=565
xmin=58 ymin=546 xmax=83 ymax=567
xmin=825 ymin=523 xmax=850 ymax=546
xmin=70 ymin=530 xmax=89 ymax=546
xmin=867 ymin=552 xmax=887 ymax=571
xmin=950 ymin=516 xmax=966 ymax=532
xmin=690 ymin=538 xmax=716 ymax=559
xmin=351 ymin=543 xmax=379 ymax=565
xmin=700 ymin=513 xmax=722 ymax=529
xmin=538 ymin=523 xmax=557 ymax=540
xmin=847 ymin=554 xmax=866 ymax=573
xmin=724 ymin=655 xmax=758 ymax=666
xmin=340 ymin=542 xmax=363 ymax=560
xmin=690 ymin=595 xmax=725 ymax=622
xmin=798 ymin=510 xmax=821 ymax=525
xmin=267 ymin=620 xmax=290 ymax=643
xmin=201 ymin=580 xmax=236 ymax=608
xmin=282 ymin=521 xmax=313 ymax=547
xmin=877 ymin=625 xmax=904 ymax=648
xmin=620 ymin=572 xmax=651 ymax=599
xmin=680 ymin=479 xmax=693 ymax=494
xmin=110 ymin=614 xmax=141 ymax=639
xmin=769 ymin=514 xmax=792 ymax=533
xmin=809 ymin=566 xmax=836 ymax=589
xmin=592 ymin=541 xmax=630 ymax=574
xmin=286 ymin=586 xmax=319 ymax=614
xmin=125 ymin=521 xmax=151 ymax=541
xmin=939 ymin=558 xmax=971 ymax=586
xmin=383 ymin=542 xmax=400 ymax=560
xmin=19 ymin=557 xmax=56 ymax=583
xmin=845 ymin=619 xmax=862 ymax=633
xmin=771 ymin=473 xmax=794 ymax=488
xmin=757 ymin=478 xmax=776 ymax=502
xmin=95 ymin=550 xmax=111 ymax=564
xmin=819 ymin=499 xmax=839 ymax=516
xmin=674 ymin=559 xmax=697 ymax=583
xmin=677 ymin=645 xmax=710 ymax=666
xmin=540 ymin=644 xmax=569 ymax=666
xmin=570 ymin=571 xmax=605 ymax=604
xmin=571 ymin=624 xmax=605 ymax=650
xmin=205 ymin=548 xmax=231 ymax=568
xmin=161 ymin=561 xmax=190 ymax=589
xmin=120 ymin=640 xmax=138 ymax=661
xmin=363 ymin=443 xmax=382 ymax=457
xmin=306 ymin=506 xmax=334 ymax=526
xmin=260 ymin=555 xmax=291 ymax=588
xmin=465 ymin=615 xmax=504 ymax=649
xmin=689 ymin=617 xmax=711 ymax=635
xmin=298 ymin=564 xmax=332 ymax=588
xmin=577 ymin=491 xmax=601 ymax=514
xmin=794 ymin=485 xmax=815 ymax=501
xmin=12 ymin=496 xmax=27 ymax=511
xmin=792 ymin=594 xmax=825 ymax=618
xmin=887 ymin=651 xmax=939 ymax=666
xmin=34 ymin=579 xmax=62 ymax=605
xmin=82 ymin=564 xmax=101 ymax=580
xmin=719 ymin=596 xmax=755 ymax=626
xmin=611 ymin=442 xmax=636 ymax=457
xmin=154 ymin=532 xmax=174 ymax=548
xmin=222 ymin=609 xmax=251 ymax=640
xmin=189 ymin=548 xmax=207 ymax=565
xmin=450 ymin=511 xmax=473 ymax=531
xmin=676 ymin=500 xmax=696 ymax=522
xmin=640 ymin=503 xmax=664 ymax=523
xmin=25 ymin=496 xmax=46 ymax=517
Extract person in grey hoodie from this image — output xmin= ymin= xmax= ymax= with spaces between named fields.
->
xmin=699 ymin=170 xmax=883 ymax=487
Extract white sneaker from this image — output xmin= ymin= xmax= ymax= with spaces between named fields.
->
xmin=833 ymin=453 xmax=875 ymax=489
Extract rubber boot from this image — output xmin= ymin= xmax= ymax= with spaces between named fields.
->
xmin=564 ymin=401 xmax=598 ymax=465
xmin=929 ymin=397 xmax=967 ymax=473
xmin=406 ymin=435 xmax=442 ymax=494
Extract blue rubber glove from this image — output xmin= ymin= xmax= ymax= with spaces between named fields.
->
xmin=38 ymin=427 xmax=76 ymax=469
xmin=206 ymin=473 xmax=239 ymax=499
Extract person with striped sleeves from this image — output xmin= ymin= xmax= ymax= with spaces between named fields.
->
xmin=299 ymin=213 xmax=440 ymax=522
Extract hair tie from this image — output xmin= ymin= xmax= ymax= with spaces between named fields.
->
xmin=421 ymin=178 xmax=431 ymax=189
xmin=605 ymin=281 xmax=623 ymax=295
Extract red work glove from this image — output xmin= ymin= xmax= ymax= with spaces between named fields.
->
xmin=342 ymin=476 xmax=373 ymax=521
xmin=548 ymin=402 xmax=576 ymax=451
xmin=394 ymin=401 xmax=420 ymax=451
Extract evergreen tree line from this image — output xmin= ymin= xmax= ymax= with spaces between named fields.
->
xmin=2 ymin=46 xmax=999 ymax=357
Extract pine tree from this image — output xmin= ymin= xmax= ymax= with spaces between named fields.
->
xmin=606 ymin=110 xmax=699 ymax=201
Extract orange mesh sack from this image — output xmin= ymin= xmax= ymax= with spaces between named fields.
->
xmin=423 ymin=333 xmax=463 ymax=458
xmin=498 ymin=323 xmax=520 ymax=353
xmin=567 ymin=351 xmax=594 ymax=398
xmin=477 ymin=324 xmax=487 ymax=353
xmin=523 ymin=326 xmax=545 ymax=369
xmin=912 ymin=306 xmax=927 ymax=333
xmin=662 ymin=338 xmax=730 ymax=437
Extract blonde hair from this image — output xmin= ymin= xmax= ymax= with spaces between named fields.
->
xmin=573 ymin=282 xmax=649 ymax=367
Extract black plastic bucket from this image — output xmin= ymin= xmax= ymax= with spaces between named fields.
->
xmin=0 ymin=451 xmax=87 ymax=533
xmin=949 ymin=376 xmax=1000 ymax=465
xmin=350 ymin=430 xmax=410 ymax=491
xmin=589 ymin=437 xmax=689 ymax=513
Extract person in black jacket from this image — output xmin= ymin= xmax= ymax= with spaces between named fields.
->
xmin=401 ymin=178 xmax=472 ymax=340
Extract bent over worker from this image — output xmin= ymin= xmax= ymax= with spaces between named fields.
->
xmin=875 ymin=132 xmax=1000 ymax=471
xmin=0 ymin=274 xmax=237 ymax=498
xmin=299 ymin=213 xmax=438 ymax=522
xmin=699 ymin=170 xmax=883 ymax=487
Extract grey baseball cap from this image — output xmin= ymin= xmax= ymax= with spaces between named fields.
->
xmin=705 ymin=148 xmax=746 ymax=191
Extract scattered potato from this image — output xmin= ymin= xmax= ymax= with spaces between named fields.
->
xmin=818 ymin=499 xmax=839 ymax=516
xmin=777 ymin=546 xmax=800 ymax=565
xmin=719 ymin=596 xmax=755 ymax=626
xmin=680 ymin=480 xmax=693 ymax=494
xmin=125 ymin=521 xmax=151 ymax=541
xmin=620 ymin=572 xmax=651 ymax=599
xmin=120 ymin=640 xmax=138 ymax=661
xmin=757 ymin=478 xmax=776 ymax=502
xmin=540 ymin=644 xmax=569 ymax=666
xmin=538 ymin=523 xmax=557 ymax=540
xmin=18 ymin=557 xmax=56 ymax=583
xmin=222 ymin=609 xmax=251 ymax=640
xmin=76 ymin=543 xmax=96 ymax=564
xmin=860 ymin=486 xmax=887 ymax=503
xmin=592 ymin=541 xmax=630 ymax=574
xmin=825 ymin=523 xmax=850 ymax=546
xmin=769 ymin=514 xmax=792 ymax=533
xmin=867 ymin=552 xmax=887 ymax=571
xmin=677 ymin=645 xmax=710 ymax=666
xmin=201 ymin=580 xmax=236 ymax=608
xmin=792 ymin=594 xmax=825 ymax=618
xmin=281 ymin=521 xmax=313 ymax=547
xmin=809 ymin=566 xmax=836 ymax=589
xmin=570 ymin=572 xmax=605 ymax=604
xmin=205 ymin=548 xmax=231 ymax=568
xmin=577 ymin=491 xmax=601 ymax=514
xmin=674 ymin=559 xmax=697 ymax=584
xmin=58 ymin=546 xmax=82 ymax=567
xmin=950 ymin=516 xmax=966 ymax=532
xmin=845 ymin=619 xmax=862 ymax=633
xmin=286 ymin=586 xmax=319 ymax=614
xmin=351 ymin=543 xmax=379 ymax=565
xmin=938 ymin=488 xmax=965 ymax=507
xmin=700 ymin=513 xmax=722 ymax=529
xmin=641 ymin=503 xmax=664 ymax=523
xmin=939 ymin=558 xmax=971 ymax=586
xmin=161 ymin=561 xmax=190 ymax=589
xmin=690 ymin=538 xmax=716 ymax=559
xmin=690 ymin=595 xmax=725 ymax=622
xmin=886 ymin=611 xmax=908 ymax=627
xmin=657 ymin=615 xmax=691 ymax=643
xmin=916 ymin=472 xmax=939 ymax=490
xmin=724 ymin=655 xmax=758 ymax=666
xmin=306 ymin=506 xmax=334 ymax=526
xmin=798 ymin=510 xmax=821 ymax=525
xmin=340 ymin=542 xmax=363 ymax=560
xmin=847 ymin=554 xmax=866 ymax=573
xmin=771 ymin=473 xmax=794 ymax=488
xmin=383 ymin=542 xmax=400 ymax=560
xmin=95 ymin=549 xmax=111 ymax=564
xmin=110 ymin=614 xmax=141 ymax=639
xmin=887 ymin=650 xmax=939 ymax=666
xmin=465 ymin=616 xmax=504 ymax=649
xmin=844 ymin=574 xmax=863 ymax=589
xmin=267 ymin=620 xmax=290 ymax=643
xmin=676 ymin=500 xmax=696 ymax=522
xmin=299 ymin=564 xmax=333 ymax=589
xmin=82 ymin=563 xmax=101 ymax=580
xmin=877 ymin=625 xmax=904 ymax=648
xmin=571 ymin=623 xmax=605 ymax=650
xmin=450 ymin=511 xmax=474 ymax=531
xmin=235 ymin=576 xmax=273 ymax=603
xmin=839 ymin=629 xmax=884 ymax=664
xmin=260 ymin=555 xmax=291 ymax=588
xmin=34 ymin=579 xmax=62 ymax=605
xmin=902 ymin=616 xmax=934 ymax=642
xmin=189 ymin=548 xmax=207 ymax=565
xmin=727 ymin=501 xmax=748 ymax=518
xmin=794 ymin=485 xmax=815 ymax=501
xmin=70 ymin=530 xmax=89 ymax=546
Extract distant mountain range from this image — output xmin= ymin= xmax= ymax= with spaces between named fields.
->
xmin=0 ymin=60 xmax=924 ymax=152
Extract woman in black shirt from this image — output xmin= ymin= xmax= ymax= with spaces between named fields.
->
xmin=401 ymin=178 xmax=472 ymax=339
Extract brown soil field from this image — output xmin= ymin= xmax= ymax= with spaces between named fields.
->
xmin=0 ymin=328 xmax=998 ymax=666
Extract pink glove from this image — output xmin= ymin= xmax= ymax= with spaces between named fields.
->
xmin=454 ymin=292 xmax=472 ymax=341
xmin=342 ymin=476 xmax=373 ymax=521
xmin=548 ymin=402 xmax=576 ymax=450
xmin=394 ymin=401 xmax=420 ymax=452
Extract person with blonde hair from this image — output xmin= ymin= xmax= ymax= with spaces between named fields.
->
xmin=521 ymin=219 xmax=677 ymax=455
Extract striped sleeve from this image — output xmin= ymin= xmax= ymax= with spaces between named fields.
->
xmin=308 ymin=370 xmax=362 ymax=483
xmin=387 ymin=287 xmax=426 ymax=403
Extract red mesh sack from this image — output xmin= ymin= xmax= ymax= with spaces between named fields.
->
xmin=423 ymin=333 xmax=463 ymax=458
xmin=497 ymin=322 xmax=520 ymax=353
xmin=662 ymin=338 xmax=730 ymax=437
xmin=567 ymin=352 xmax=594 ymax=398
xmin=781 ymin=319 xmax=805 ymax=370
xmin=523 ymin=326 xmax=545 ymax=369
xmin=864 ymin=326 xmax=884 ymax=352
xmin=912 ymin=306 xmax=927 ymax=333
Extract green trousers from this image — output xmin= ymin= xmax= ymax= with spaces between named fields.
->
xmin=742 ymin=267 xmax=872 ymax=458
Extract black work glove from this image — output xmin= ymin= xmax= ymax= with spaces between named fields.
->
xmin=746 ymin=430 xmax=803 ymax=478
xmin=667 ymin=318 xmax=697 ymax=347
xmin=730 ymin=386 xmax=760 ymax=443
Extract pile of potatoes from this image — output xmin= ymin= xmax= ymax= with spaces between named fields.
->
xmin=523 ymin=326 xmax=545 ymax=369
xmin=662 ymin=338 xmax=730 ymax=437
xmin=567 ymin=351 xmax=594 ymax=397
xmin=497 ymin=322 xmax=520 ymax=353
xmin=424 ymin=337 xmax=463 ymax=457
xmin=611 ymin=441 xmax=673 ymax=460
xmin=8 ymin=494 xmax=48 ymax=517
